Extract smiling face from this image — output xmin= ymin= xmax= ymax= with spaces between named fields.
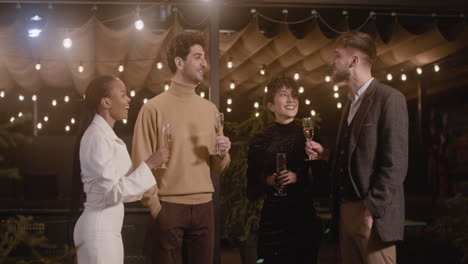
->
xmin=105 ymin=79 xmax=130 ymax=122
xmin=176 ymin=44 xmax=207 ymax=85
xmin=268 ymin=86 xmax=299 ymax=124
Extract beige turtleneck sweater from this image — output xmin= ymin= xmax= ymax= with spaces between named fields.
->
xmin=131 ymin=79 xmax=230 ymax=218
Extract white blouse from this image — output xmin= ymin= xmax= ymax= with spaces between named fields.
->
xmin=79 ymin=114 xmax=156 ymax=209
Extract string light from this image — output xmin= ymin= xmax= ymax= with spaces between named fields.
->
xmin=65 ymin=125 xmax=70 ymax=132
xmin=118 ymin=64 xmax=124 ymax=72
xmin=0 ymin=91 xmax=4 ymax=97
xmin=63 ymin=37 xmax=72 ymax=49
xmin=401 ymin=73 xmax=407 ymax=81
xmin=255 ymin=112 xmax=260 ymax=117
xmin=123 ymin=119 xmax=128 ymax=124
xmin=78 ymin=62 xmax=84 ymax=73
xmin=264 ymin=86 xmax=268 ymax=93
xmin=44 ymin=116 xmax=49 ymax=122
xmin=19 ymin=95 xmax=24 ymax=101
xmin=386 ymin=73 xmax=393 ymax=81
xmin=254 ymin=102 xmax=259 ymax=108
xmin=227 ymin=57 xmax=233 ymax=69
xmin=434 ymin=64 xmax=440 ymax=72
xmin=334 ymin=92 xmax=339 ymax=98
xmin=298 ymin=86 xmax=304 ymax=93
xmin=143 ymin=98 xmax=148 ymax=104
xmin=32 ymin=94 xmax=37 ymax=101
xmin=134 ymin=6 xmax=144 ymax=30
xmin=28 ymin=29 xmax=42 ymax=38
xmin=35 ymin=62 xmax=41 ymax=71
xmin=156 ymin=62 xmax=163 ymax=70
xmin=333 ymin=85 xmax=339 ymax=92
xmin=64 ymin=95 xmax=70 ymax=103
xmin=260 ymin=65 xmax=266 ymax=75
xmin=52 ymin=99 xmax=57 ymax=106
xmin=18 ymin=112 xmax=23 ymax=117
xmin=200 ymin=91 xmax=205 ymax=98
xmin=37 ymin=122 xmax=43 ymax=129
xmin=229 ymin=82 xmax=236 ymax=90
xmin=416 ymin=67 xmax=423 ymax=75
xmin=10 ymin=117 xmax=15 ymax=123
xmin=130 ymin=90 xmax=136 ymax=97
xmin=227 ymin=98 xmax=232 ymax=105
xmin=325 ymin=76 xmax=331 ymax=82
xmin=305 ymin=99 xmax=311 ymax=105
xmin=227 ymin=107 xmax=232 ymax=113
xmin=70 ymin=118 xmax=76 ymax=124
xmin=310 ymin=110 xmax=316 ymax=116
xmin=293 ymin=72 xmax=300 ymax=80
xmin=337 ymin=102 xmax=342 ymax=109
xmin=164 ymin=81 xmax=170 ymax=91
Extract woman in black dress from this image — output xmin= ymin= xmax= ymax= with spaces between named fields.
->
xmin=246 ymin=76 xmax=323 ymax=264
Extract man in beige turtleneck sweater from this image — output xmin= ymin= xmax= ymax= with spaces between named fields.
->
xmin=131 ymin=32 xmax=231 ymax=264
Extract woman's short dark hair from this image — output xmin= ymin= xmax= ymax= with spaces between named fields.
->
xmin=166 ymin=32 xmax=206 ymax=74
xmin=265 ymin=76 xmax=299 ymax=104
xmin=84 ymin=75 xmax=117 ymax=114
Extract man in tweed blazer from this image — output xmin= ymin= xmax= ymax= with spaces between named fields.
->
xmin=306 ymin=31 xmax=408 ymax=264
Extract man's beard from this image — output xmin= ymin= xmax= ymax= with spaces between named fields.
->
xmin=332 ymin=67 xmax=350 ymax=83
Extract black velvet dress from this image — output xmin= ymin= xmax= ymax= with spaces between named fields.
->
xmin=246 ymin=120 xmax=323 ymax=264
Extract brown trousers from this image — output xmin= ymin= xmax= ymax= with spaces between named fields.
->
xmin=144 ymin=201 xmax=214 ymax=264
xmin=339 ymin=202 xmax=396 ymax=264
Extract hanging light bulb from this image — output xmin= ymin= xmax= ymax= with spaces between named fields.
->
xmin=0 ymin=91 xmax=4 ymax=98
xmin=255 ymin=112 xmax=260 ymax=118
xmin=254 ymin=102 xmax=259 ymax=108
xmin=64 ymin=95 xmax=70 ymax=103
xmin=135 ymin=7 xmax=144 ymax=31
xmin=227 ymin=98 xmax=232 ymax=105
xmin=28 ymin=29 xmax=42 ymax=38
xmin=19 ymin=95 xmax=24 ymax=101
xmin=401 ymin=73 xmax=407 ymax=81
xmin=310 ymin=110 xmax=316 ymax=116
xmin=35 ymin=62 xmax=41 ymax=71
xmin=434 ymin=64 xmax=440 ymax=72
xmin=52 ymin=99 xmax=57 ymax=106
xmin=143 ymin=98 xmax=148 ymax=104
xmin=227 ymin=107 xmax=232 ymax=113
xmin=227 ymin=57 xmax=233 ymax=69
xmin=200 ymin=91 xmax=205 ymax=98
xmin=305 ymin=99 xmax=311 ymax=105
xmin=333 ymin=85 xmax=339 ymax=92
xmin=130 ymin=90 xmax=136 ymax=97
xmin=337 ymin=102 xmax=342 ymax=109
xmin=43 ymin=116 xmax=48 ymax=122
xmin=416 ymin=67 xmax=423 ymax=75
xmin=32 ymin=94 xmax=37 ymax=101
xmin=118 ymin=64 xmax=124 ymax=72
xmin=260 ymin=65 xmax=266 ymax=75
xmin=65 ymin=125 xmax=70 ymax=132
xmin=70 ymin=118 xmax=76 ymax=124
xmin=325 ymin=76 xmax=331 ymax=82
xmin=298 ymin=86 xmax=304 ymax=93
xmin=229 ymin=82 xmax=236 ymax=90
xmin=386 ymin=73 xmax=393 ymax=81
xmin=164 ymin=82 xmax=170 ymax=91
xmin=10 ymin=117 xmax=15 ymax=123
xmin=293 ymin=72 xmax=300 ymax=80
xmin=264 ymin=86 xmax=268 ymax=93
xmin=123 ymin=119 xmax=128 ymax=124
xmin=156 ymin=62 xmax=163 ymax=70
xmin=37 ymin=122 xmax=43 ymax=129
xmin=63 ymin=37 xmax=72 ymax=49
xmin=334 ymin=92 xmax=339 ymax=98
xmin=18 ymin=112 xmax=23 ymax=117
xmin=78 ymin=62 xmax=84 ymax=73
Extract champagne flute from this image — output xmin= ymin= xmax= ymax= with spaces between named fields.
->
xmin=215 ymin=113 xmax=224 ymax=155
xmin=159 ymin=123 xmax=172 ymax=169
xmin=274 ymin=153 xmax=287 ymax=197
xmin=302 ymin=117 xmax=315 ymax=160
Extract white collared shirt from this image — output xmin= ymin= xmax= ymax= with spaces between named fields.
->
xmin=79 ymin=114 xmax=156 ymax=209
xmin=347 ymin=78 xmax=374 ymax=125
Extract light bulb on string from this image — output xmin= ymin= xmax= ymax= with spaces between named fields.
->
xmin=310 ymin=110 xmax=316 ymax=116
xmin=299 ymin=86 xmax=304 ymax=93
xmin=19 ymin=95 xmax=24 ymax=101
xmin=0 ymin=91 xmax=4 ymax=98
xmin=337 ymin=102 xmax=342 ymax=109
xmin=293 ymin=72 xmax=300 ymax=80
xmin=43 ymin=116 xmax=48 ymax=122
xmin=52 ymin=99 xmax=57 ymax=106
xmin=64 ymin=95 xmax=70 ymax=103
xmin=227 ymin=98 xmax=232 ymax=105
xmin=227 ymin=107 xmax=232 ymax=113
xmin=200 ymin=91 xmax=205 ymax=98
xmin=260 ymin=65 xmax=266 ymax=75
xmin=386 ymin=73 xmax=393 ymax=81
xmin=78 ymin=62 xmax=84 ymax=73
xmin=264 ymin=86 xmax=268 ymax=93
xmin=134 ymin=7 xmax=144 ymax=31
xmin=18 ymin=112 xmax=23 ymax=117
xmin=334 ymin=92 xmax=339 ymax=98
xmin=71 ymin=118 xmax=76 ymax=124
xmin=254 ymin=102 xmax=259 ymax=108
xmin=143 ymin=98 xmax=148 ymax=104
xmin=434 ymin=64 xmax=440 ymax=72
xmin=401 ymin=73 xmax=407 ymax=81
xmin=227 ymin=57 xmax=233 ymax=69
xmin=305 ymin=99 xmax=310 ymax=105
xmin=156 ymin=62 xmax=163 ymax=70
xmin=35 ymin=62 xmax=41 ymax=71
xmin=37 ymin=122 xmax=42 ymax=129
xmin=63 ymin=37 xmax=72 ymax=49
xmin=164 ymin=82 xmax=170 ymax=91
xmin=65 ymin=125 xmax=70 ymax=132
xmin=229 ymin=82 xmax=236 ymax=90
xmin=123 ymin=119 xmax=128 ymax=124
xmin=333 ymin=85 xmax=339 ymax=92
xmin=32 ymin=94 xmax=37 ymax=101
xmin=130 ymin=90 xmax=136 ymax=97
xmin=325 ymin=76 xmax=331 ymax=82
xmin=10 ymin=117 xmax=15 ymax=123
xmin=118 ymin=64 xmax=124 ymax=72
xmin=416 ymin=67 xmax=423 ymax=75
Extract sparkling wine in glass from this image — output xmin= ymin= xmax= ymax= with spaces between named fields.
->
xmin=274 ymin=153 xmax=287 ymax=197
xmin=159 ymin=123 xmax=172 ymax=169
xmin=302 ymin=117 xmax=315 ymax=160
xmin=215 ymin=113 xmax=224 ymax=155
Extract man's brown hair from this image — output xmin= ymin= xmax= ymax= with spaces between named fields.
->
xmin=335 ymin=31 xmax=377 ymax=65
xmin=166 ymin=32 xmax=206 ymax=74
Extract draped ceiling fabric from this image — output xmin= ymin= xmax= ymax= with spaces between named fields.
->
xmin=0 ymin=6 xmax=467 ymax=121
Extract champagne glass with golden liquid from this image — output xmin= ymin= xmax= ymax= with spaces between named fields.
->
xmin=215 ymin=113 xmax=224 ymax=155
xmin=302 ymin=117 xmax=315 ymax=160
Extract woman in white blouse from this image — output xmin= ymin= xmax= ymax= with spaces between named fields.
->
xmin=73 ymin=76 xmax=169 ymax=264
